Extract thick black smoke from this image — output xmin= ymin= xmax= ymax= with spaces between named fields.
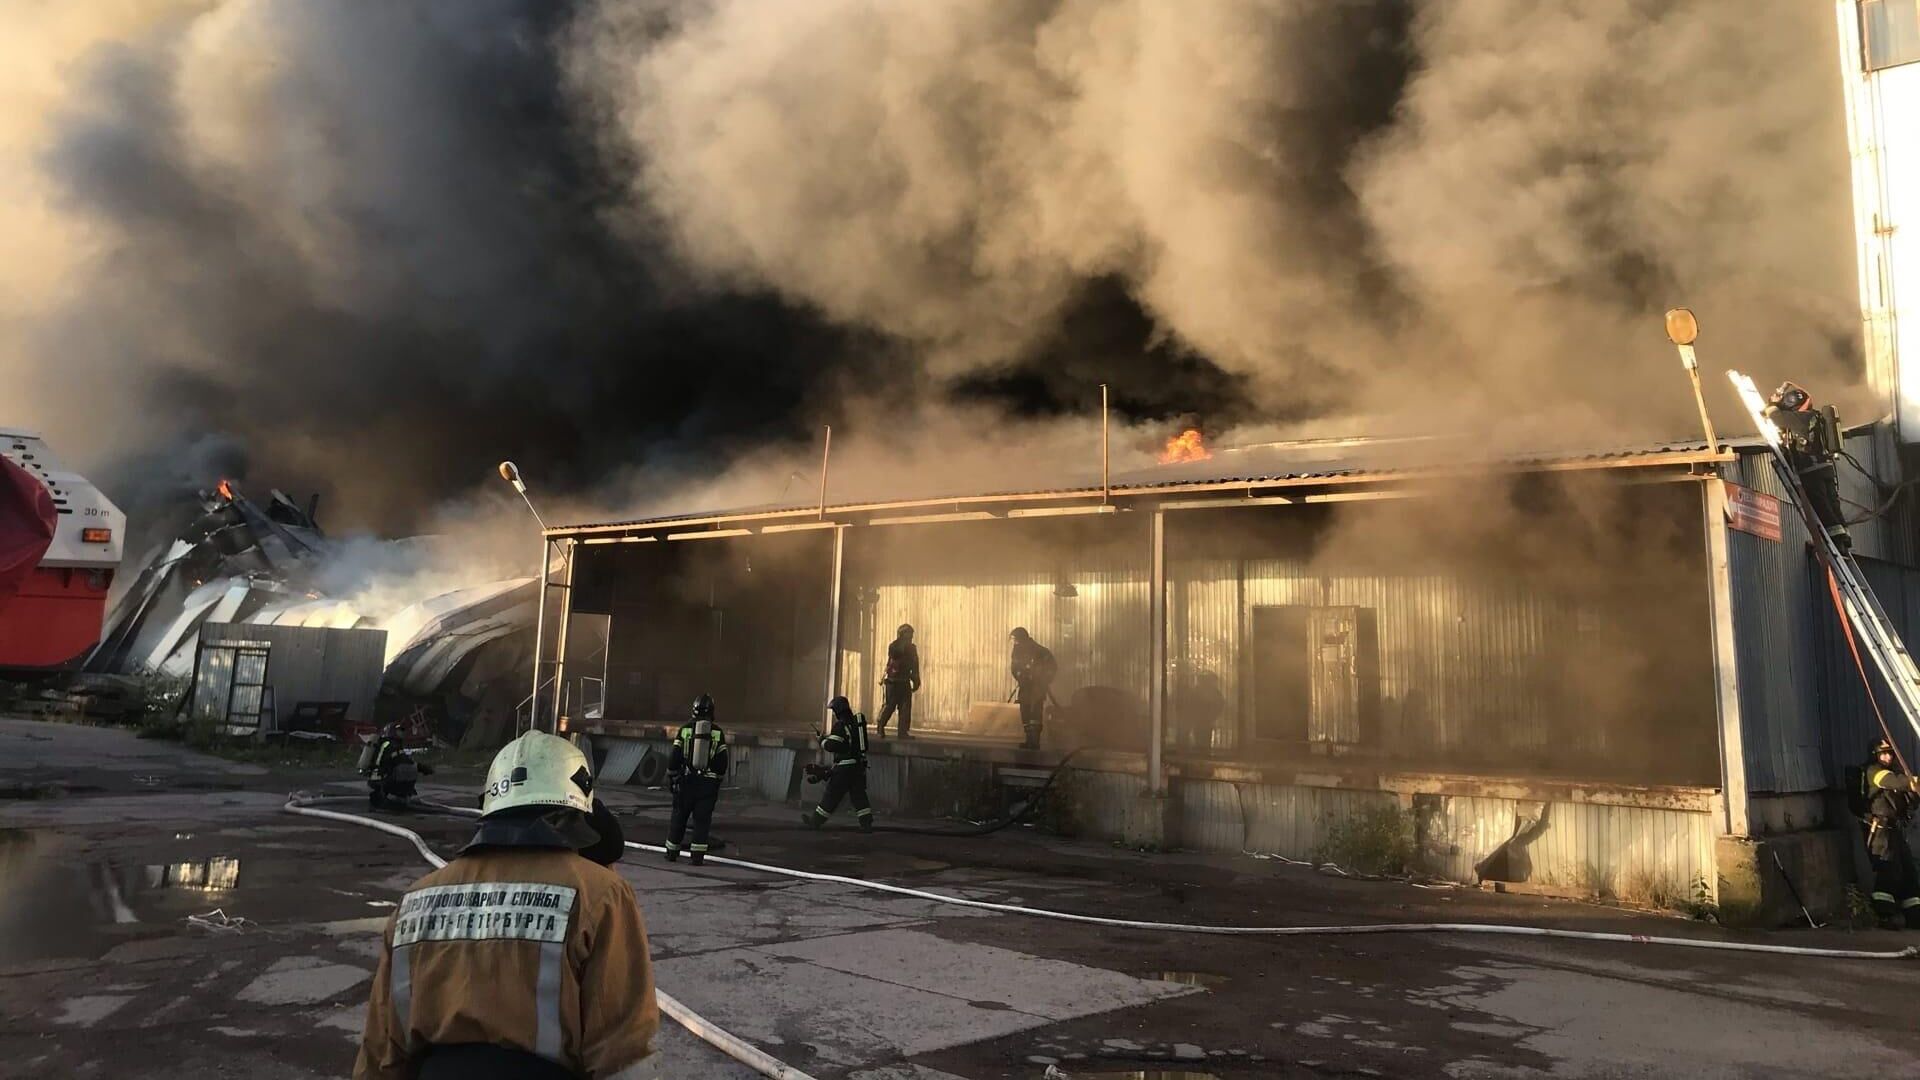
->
xmin=4 ymin=1 xmax=1859 ymax=534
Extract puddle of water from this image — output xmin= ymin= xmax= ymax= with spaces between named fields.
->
xmin=1147 ymin=971 xmax=1228 ymax=988
xmin=144 ymin=857 xmax=242 ymax=892
xmin=0 ymin=832 xmax=248 ymax=963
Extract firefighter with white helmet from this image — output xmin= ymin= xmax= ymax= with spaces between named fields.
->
xmin=355 ymin=731 xmax=657 ymax=1079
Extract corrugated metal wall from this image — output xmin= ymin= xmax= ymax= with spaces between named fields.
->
xmin=1173 ymin=566 xmax=1586 ymax=763
xmin=1726 ymin=430 xmax=1920 ymax=796
xmin=843 ymin=519 xmax=1151 ymax=740
xmin=1814 ymin=556 xmax=1920 ymax=779
xmin=201 ymin=622 xmax=388 ymax=730
xmin=1177 ymin=779 xmax=1713 ymax=897
xmin=1726 ymin=455 xmax=1827 ymax=795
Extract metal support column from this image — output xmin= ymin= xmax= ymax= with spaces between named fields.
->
xmin=1148 ymin=507 xmax=1167 ymax=795
xmin=549 ymin=539 xmax=576 ymax=734
xmin=1701 ymin=479 xmax=1750 ymax=837
xmin=528 ymin=536 xmax=551 ymax=736
xmin=824 ymin=525 xmax=846 ymax=706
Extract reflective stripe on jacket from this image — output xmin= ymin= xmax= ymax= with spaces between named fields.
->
xmin=820 ymin=713 xmax=868 ymax=767
xmin=670 ymin=722 xmax=729 ymax=780
xmin=354 ymin=848 xmax=658 ymax=1079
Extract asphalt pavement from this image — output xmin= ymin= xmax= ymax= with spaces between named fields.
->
xmin=3 ymin=717 xmax=1918 ymax=1079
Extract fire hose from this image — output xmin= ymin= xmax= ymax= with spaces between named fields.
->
xmin=290 ymin=791 xmax=1916 ymax=980
xmin=283 ymin=795 xmax=819 ymax=1080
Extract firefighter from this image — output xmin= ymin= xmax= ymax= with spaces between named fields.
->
xmin=355 ymin=730 xmax=656 ymax=1079
xmin=1859 ymin=737 xmax=1920 ymax=928
xmin=802 ymin=695 xmax=872 ymax=832
xmin=1008 ymin=627 xmax=1057 ymax=750
xmin=876 ymin=623 xmax=921 ymax=739
xmin=1764 ymin=381 xmax=1852 ymax=552
xmin=363 ymin=724 xmax=430 ymax=810
xmin=665 ymin=694 xmax=729 ymax=866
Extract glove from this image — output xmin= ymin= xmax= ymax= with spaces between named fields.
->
xmin=803 ymin=763 xmax=831 ymax=784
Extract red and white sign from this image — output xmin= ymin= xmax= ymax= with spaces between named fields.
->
xmin=1725 ymin=482 xmax=1783 ymax=542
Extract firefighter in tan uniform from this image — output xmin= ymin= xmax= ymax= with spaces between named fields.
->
xmin=355 ymin=731 xmax=658 ymax=1079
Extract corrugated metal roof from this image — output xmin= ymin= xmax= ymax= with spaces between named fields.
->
xmin=556 ymin=436 xmax=1750 ymax=537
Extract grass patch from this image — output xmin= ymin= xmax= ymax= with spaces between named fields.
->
xmin=1314 ymin=803 xmax=1415 ymax=876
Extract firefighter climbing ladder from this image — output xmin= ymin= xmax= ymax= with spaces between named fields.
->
xmin=1728 ymin=370 xmax=1920 ymax=747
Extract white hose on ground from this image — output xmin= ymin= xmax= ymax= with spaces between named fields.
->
xmin=311 ymin=795 xmax=1920 ymax=962
xmin=618 ymin=838 xmax=1918 ymax=960
xmin=283 ymin=797 xmax=820 ymax=1080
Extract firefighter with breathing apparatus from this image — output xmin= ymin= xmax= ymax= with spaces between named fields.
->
xmin=1763 ymin=381 xmax=1852 ymax=552
xmin=1853 ymin=736 xmax=1920 ymax=928
xmin=362 ymin=723 xmax=432 ymax=810
xmin=665 ymin=694 xmax=729 ymax=866
xmin=356 ymin=730 xmax=654 ymax=1079
xmin=802 ymin=695 xmax=873 ymax=832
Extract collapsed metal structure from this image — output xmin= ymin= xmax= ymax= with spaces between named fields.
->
xmin=87 ymin=482 xmax=535 ymax=744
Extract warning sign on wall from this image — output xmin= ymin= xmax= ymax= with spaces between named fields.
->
xmin=1725 ymin=482 xmax=1783 ymax=542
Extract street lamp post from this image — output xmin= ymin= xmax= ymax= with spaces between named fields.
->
xmin=500 ymin=461 xmax=557 ymax=734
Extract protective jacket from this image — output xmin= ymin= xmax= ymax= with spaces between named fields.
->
xmin=820 ymin=709 xmax=869 ymax=768
xmin=355 ymin=837 xmax=657 ymax=1079
xmin=1010 ymin=640 xmax=1057 ymax=688
xmin=669 ymin=720 xmax=730 ymax=781
xmin=883 ymin=640 xmax=921 ymax=689
xmin=1865 ymin=763 xmax=1919 ymax=834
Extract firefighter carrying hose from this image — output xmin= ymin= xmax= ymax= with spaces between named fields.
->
xmin=356 ymin=730 xmax=655 ymax=1079
xmin=1855 ymin=737 xmax=1920 ymax=928
xmin=665 ymin=694 xmax=728 ymax=866
xmin=802 ymin=695 xmax=872 ymax=832
xmin=876 ymin=623 xmax=920 ymax=739
xmin=1764 ymin=381 xmax=1852 ymax=552
xmin=1008 ymin=627 xmax=1057 ymax=750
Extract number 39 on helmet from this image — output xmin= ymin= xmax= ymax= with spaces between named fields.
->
xmin=481 ymin=731 xmax=594 ymax=817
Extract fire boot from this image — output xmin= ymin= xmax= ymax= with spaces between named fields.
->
xmin=689 ymin=851 xmax=705 ymax=867
xmin=663 ymin=846 xmax=679 ymax=863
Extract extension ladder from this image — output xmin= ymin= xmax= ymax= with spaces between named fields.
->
xmin=1728 ymin=370 xmax=1920 ymax=745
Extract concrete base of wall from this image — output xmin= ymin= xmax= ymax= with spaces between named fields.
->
xmin=1715 ymin=829 xmax=1855 ymax=927
xmin=1120 ymin=791 xmax=1179 ymax=850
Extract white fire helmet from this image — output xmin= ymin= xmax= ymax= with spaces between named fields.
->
xmin=480 ymin=731 xmax=594 ymax=818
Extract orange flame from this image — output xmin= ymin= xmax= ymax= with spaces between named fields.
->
xmin=216 ymin=479 xmax=235 ymax=501
xmin=1158 ymin=428 xmax=1212 ymax=464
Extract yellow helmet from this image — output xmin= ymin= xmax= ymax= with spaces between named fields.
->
xmin=481 ymin=731 xmax=594 ymax=818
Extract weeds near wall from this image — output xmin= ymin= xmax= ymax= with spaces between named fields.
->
xmin=901 ymin=759 xmax=999 ymax=821
xmin=1028 ymin=769 xmax=1083 ymax=838
xmin=1314 ymin=804 xmax=1415 ymax=876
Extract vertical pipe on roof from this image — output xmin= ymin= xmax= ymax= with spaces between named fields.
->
xmin=1100 ymin=384 xmax=1110 ymax=505
xmin=1703 ymin=478 xmax=1750 ymax=838
xmin=528 ymin=536 xmax=551 ymax=736
xmin=1150 ymin=507 xmax=1167 ymax=795
xmin=550 ymin=540 xmax=576 ymax=734
xmin=825 ymin=526 xmax=845 ymax=709
xmin=818 ymin=426 xmax=832 ymax=520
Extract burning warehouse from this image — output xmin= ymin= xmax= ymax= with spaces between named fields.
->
xmin=539 ymin=418 xmax=1919 ymax=923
